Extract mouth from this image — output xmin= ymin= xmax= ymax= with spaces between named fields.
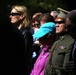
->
xmin=56 ymin=27 xmax=59 ymax=30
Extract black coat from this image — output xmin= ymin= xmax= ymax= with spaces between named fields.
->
xmin=69 ymin=41 xmax=76 ymax=75
xmin=0 ymin=22 xmax=26 ymax=75
xmin=20 ymin=26 xmax=33 ymax=75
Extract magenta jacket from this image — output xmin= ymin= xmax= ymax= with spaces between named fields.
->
xmin=30 ymin=45 xmax=51 ymax=75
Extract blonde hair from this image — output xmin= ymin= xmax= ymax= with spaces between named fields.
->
xmin=12 ymin=5 xmax=31 ymax=29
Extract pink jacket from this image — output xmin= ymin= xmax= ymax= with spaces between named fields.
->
xmin=30 ymin=45 xmax=51 ymax=75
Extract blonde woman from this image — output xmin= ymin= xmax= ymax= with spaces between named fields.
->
xmin=9 ymin=5 xmax=33 ymax=75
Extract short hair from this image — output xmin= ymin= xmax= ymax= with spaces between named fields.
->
xmin=39 ymin=13 xmax=54 ymax=23
xmin=66 ymin=10 xmax=76 ymax=25
xmin=50 ymin=11 xmax=59 ymax=19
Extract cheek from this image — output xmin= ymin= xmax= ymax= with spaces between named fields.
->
xmin=60 ymin=26 xmax=65 ymax=32
xmin=56 ymin=25 xmax=64 ymax=33
xmin=11 ymin=17 xmax=19 ymax=23
xmin=40 ymin=21 xmax=45 ymax=25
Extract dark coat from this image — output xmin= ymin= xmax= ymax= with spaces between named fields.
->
xmin=20 ymin=26 xmax=33 ymax=75
xmin=69 ymin=41 xmax=76 ymax=75
xmin=44 ymin=35 xmax=75 ymax=75
xmin=0 ymin=22 xmax=26 ymax=75
xmin=74 ymin=48 xmax=76 ymax=75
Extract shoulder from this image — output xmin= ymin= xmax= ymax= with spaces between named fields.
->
xmin=22 ymin=29 xmax=33 ymax=42
xmin=23 ymin=29 xmax=32 ymax=35
xmin=64 ymin=35 xmax=75 ymax=46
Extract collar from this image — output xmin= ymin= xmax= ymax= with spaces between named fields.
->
xmin=42 ymin=45 xmax=51 ymax=52
xmin=59 ymin=34 xmax=68 ymax=40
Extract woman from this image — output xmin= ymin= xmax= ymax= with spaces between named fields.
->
xmin=30 ymin=22 xmax=56 ymax=75
xmin=9 ymin=5 xmax=33 ymax=75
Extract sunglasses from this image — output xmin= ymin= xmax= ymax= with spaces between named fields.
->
xmin=55 ymin=21 xmax=65 ymax=24
xmin=34 ymin=23 xmax=40 ymax=26
xmin=10 ymin=13 xmax=22 ymax=16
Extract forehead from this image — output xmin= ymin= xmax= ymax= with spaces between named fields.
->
xmin=11 ymin=9 xmax=17 ymax=13
xmin=55 ymin=18 xmax=64 ymax=21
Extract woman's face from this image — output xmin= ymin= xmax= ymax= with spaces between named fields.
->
xmin=9 ymin=8 xmax=22 ymax=24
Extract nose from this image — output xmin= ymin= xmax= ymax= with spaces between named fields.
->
xmin=9 ymin=15 xmax=12 ymax=18
xmin=56 ymin=23 xmax=59 ymax=27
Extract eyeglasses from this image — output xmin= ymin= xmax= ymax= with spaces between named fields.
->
xmin=34 ymin=24 xmax=40 ymax=26
xmin=10 ymin=13 xmax=22 ymax=16
xmin=55 ymin=21 xmax=64 ymax=24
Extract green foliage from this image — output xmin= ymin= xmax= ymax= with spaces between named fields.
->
xmin=8 ymin=0 xmax=67 ymax=16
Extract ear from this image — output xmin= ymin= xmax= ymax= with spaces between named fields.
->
xmin=20 ymin=15 xmax=25 ymax=19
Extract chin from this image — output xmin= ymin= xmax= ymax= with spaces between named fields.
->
xmin=11 ymin=21 xmax=15 ymax=24
xmin=56 ymin=31 xmax=59 ymax=34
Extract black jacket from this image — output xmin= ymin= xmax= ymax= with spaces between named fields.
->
xmin=0 ymin=22 xmax=26 ymax=75
xmin=20 ymin=26 xmax=33 ymax=75
xmin=69 ymin=40 xmax=76 ymax=75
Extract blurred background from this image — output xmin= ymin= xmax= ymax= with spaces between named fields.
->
xmin=2 ymin=0 xmax=76 ymax=17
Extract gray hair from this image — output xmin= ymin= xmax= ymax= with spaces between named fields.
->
xmin=50 ymin=11 xmax=59 ymax=19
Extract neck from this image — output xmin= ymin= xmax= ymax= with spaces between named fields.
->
xmin=18 ymin=24 xmax=22 ymax=30
xmin=57 ymin=32 xmax=67 ymax=36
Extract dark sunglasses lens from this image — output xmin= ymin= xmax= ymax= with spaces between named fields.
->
xmin=10 ymin=13 xmax=22 ymax=16
xmin=55 ymin=21 xmax=64 ymax=24
xmin=34 ymin=24 xmax=40 ymax=26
